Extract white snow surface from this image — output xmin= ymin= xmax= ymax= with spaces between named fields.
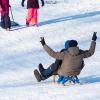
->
xmin=0 ymin=0 xmax=100 ymax=100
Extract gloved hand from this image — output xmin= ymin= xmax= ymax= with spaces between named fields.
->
xmin=40 ymin=37 xmax=46 ymax=46
xmin=42 ymin=3 xmax=44 ymax=7
xmin=9 ymin=5 xmax=11 ymax=7
xmin=1 ymin=5 xmax=6 ymax=11
xmin=21 ymin=1 xmax=24 ymax=7
xmin=41 ymin=2 xmax=44 ymax=7
xmin=92 ymin=32 xmax=97 ymax=41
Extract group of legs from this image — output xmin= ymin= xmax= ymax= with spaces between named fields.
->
xmin=26 ymin=8 xmax=38 ymax=26
xmin=0 ymin=8 xmax=38 ymax=31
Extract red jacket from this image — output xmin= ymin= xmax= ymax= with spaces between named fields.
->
xmin=0 ymin=0 xmax=9 ymax=16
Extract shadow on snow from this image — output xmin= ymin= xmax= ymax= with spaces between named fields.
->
xmin=0 ymin=75 xmax=100 ymax=88
xmin=39 ymin=10 xmax=100 ymax=26
xmin=5 ymin=10 xmax=100 ymax=31
xmin=80 ymin=75 xmax=100 ymax=83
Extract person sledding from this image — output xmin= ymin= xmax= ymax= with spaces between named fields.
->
xmin=0 ymin=0 xmax=11 ymax=31
xmin=34 ymin=40 xmax=84 ymax=83
xmin=21 ymin=0 xmax=44 ymax=26
xmin=35 ymin=32 xmax=97 ymax=86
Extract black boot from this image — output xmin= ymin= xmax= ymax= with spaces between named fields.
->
xmin=38 ymin=63 xmax=45 ymax=75
xmin=34 ymin=69 xmax=42 ymax=82
xmin=38 ymin=63 xmax=48 ymax=80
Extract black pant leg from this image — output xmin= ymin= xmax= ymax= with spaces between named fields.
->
xmin=4 ymin=13 xmax=11 ymax=29
xmin=1 ymin=16 xmax=5 ymax=28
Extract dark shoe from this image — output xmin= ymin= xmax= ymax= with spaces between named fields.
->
xmin=26 ymin=23 xmax=29 ymax=26
xmin=34 ymin=69 xmax=46 ymax=82
xmin=33 ymin=24 xmax=38 ymax=27
xmin=38 ymin=63 xmax=45 ymax=75
xmin=34 ymin=69 xmax=42 ymax=82
xmin=6 ymin=28 xmax=10 ymax=31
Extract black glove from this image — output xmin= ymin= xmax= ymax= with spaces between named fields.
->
xmin=21 ymin=1 xmax=24 ymax=7
xmin=9 ymin=5 xmax=11 ymax=7
xmin=40 ymin=37 xmax=46 ymax=46
xmin=41 ymin=0 xmax=44 ymax=7
xmin=42 ymin=2 xmax=44 ymax=7
xmin=92 ymin=32 xmax=97 ymax=41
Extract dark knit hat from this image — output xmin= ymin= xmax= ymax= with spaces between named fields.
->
xmin=65 ymin=40 xmax=78 ymax=49
xmin=69 ymin=40 xmax=78 ymax=47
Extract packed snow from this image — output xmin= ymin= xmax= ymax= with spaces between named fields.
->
xmin=0 ymin=0 xmax=100 ymax=100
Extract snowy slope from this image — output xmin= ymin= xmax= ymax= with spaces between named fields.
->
xmin=0 ymin=0 xmax=100 ymax=100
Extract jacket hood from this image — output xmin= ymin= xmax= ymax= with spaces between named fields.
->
xmin=67 ymin=47 xmax=79 ymax=56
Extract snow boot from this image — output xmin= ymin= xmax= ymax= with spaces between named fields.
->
xmin=34 ymin=69 xmax=42 ymax=82
xmin=38 ymin=63 xmax=45 ymax=76
xmin=34 ymin=69 xmax=46 ymax=82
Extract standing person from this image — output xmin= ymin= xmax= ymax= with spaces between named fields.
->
xmin=21 ymin=0 xmax=44 ymax=26
xmin=0 ymin=0 xmax=11 ymax=31
xmin=39 ymin=32 xmax=97 ymax=86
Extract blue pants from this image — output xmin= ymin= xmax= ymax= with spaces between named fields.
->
xmin=42 ymin=63 xmax=58 ymax=78
xmin=57 ymin=75 xmax=80 ymax=84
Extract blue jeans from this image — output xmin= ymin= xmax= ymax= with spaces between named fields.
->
xmin=42 ymin=63 xmax=58 ymax=78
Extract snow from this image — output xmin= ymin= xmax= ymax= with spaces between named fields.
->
xmin=0 ymin=0 xmax=100 ymax=100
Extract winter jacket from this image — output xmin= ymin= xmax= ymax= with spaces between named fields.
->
xmin=22 ymin=0 xmax=44 ymax=9
xmin=0 ymin=0 xmax=9 ymax=16
xmin=43 ymin=41 xmax=96 ymax=76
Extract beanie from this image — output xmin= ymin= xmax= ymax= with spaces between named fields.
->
xmin=69 ymin=40 xmax=78 ymax=47
xmin=64 ymin=40 xmax=70 ymax=49
xmin=65 ymin=40 xmax=78 ymax=49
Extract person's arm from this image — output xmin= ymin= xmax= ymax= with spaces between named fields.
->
xmin=21 ymin=0 xmax=25 ymax=7
xmin=41 ymin=0 xmax=44 ymax=7
xmin=43 ymin=44 xmax=64 ymax=60
xmin=81 ymin=32 xmax=97 ymax=58
xmin=40 ymin=37 xmax=64 ymax=60
xmin=0 ymin=0 xmax=5 ymax=11
xmin=0 ymin=0 xmax=2 ymax=6
xmin=0 ymin=0 xmax=2 ymax=5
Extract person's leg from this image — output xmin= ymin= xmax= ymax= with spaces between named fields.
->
xmin=31 ymin=8 xmax=38 ymax=26
xmin=52 ymin=75 xmax=56 ymax=82
xmin=26 ymin=8 xmax=33 ymax=25
xmin=39 ymin=63 xmax=58 ymax=79
xmin=1 ymin=15 xmax=5 ymax=28
xmin=4 ymin=13 xmax=11 ymax=30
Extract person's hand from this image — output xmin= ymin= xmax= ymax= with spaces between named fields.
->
xmin=21 ymin=2 xmax=24 ymax=7
xmin=9 ymin=5 xmax=11 ymax=7
xmin=92 ymin=32 xmax=97 ymax=41
xmin=1 ymin=5 xmax=6 ymax=11
xmin=40 ymin=37 xmax=46 ymax=46
xmin=42 ymin=2 xmax=44 ymax=7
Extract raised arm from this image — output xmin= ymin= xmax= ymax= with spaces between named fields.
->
xmin=0 ymin=0 xmax=5 ymax=11
xmin=81 ymin=32 xmax=97 ymax=58
xmin=40 ymin=37 xmax=64 ymax=60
